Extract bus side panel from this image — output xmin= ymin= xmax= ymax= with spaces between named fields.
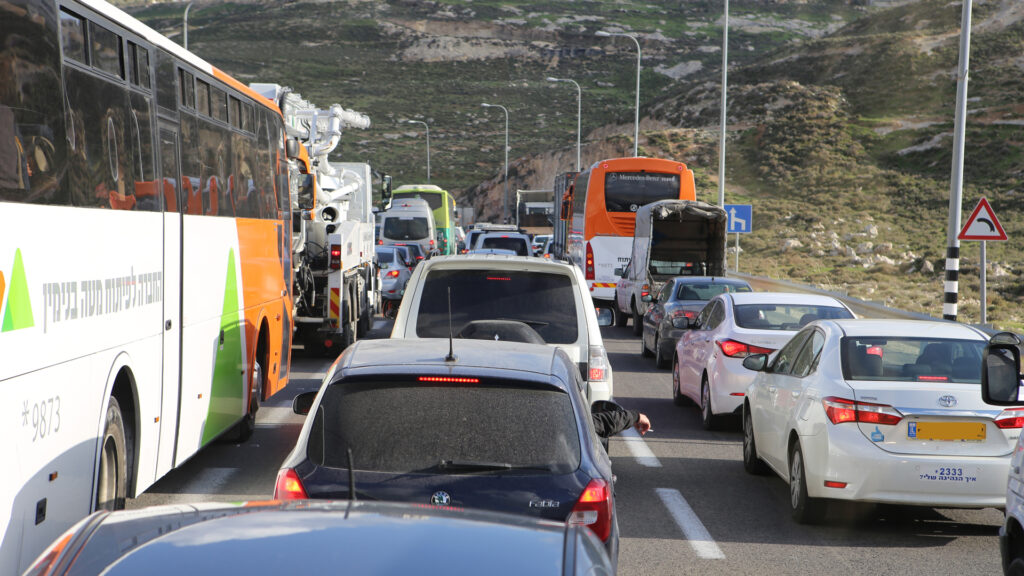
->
xmin=588 ymin=236 xmax=633 ymax=303
xmin=0 ymin=206 xmax=164 ymax=572
xmin=236 ymin=218 xmax=288 ymax=398
xmin=177 ymin=216 xmax=247 ymax=463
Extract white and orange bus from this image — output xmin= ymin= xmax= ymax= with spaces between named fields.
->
xmin=0 ymin=1 xmax=292 ymax=572
xmin=567 ymin=157 xmax=696 ymax=312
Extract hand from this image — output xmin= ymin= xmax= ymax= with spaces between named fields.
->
xmin=634 ymin=413 xmax=651 ymax=435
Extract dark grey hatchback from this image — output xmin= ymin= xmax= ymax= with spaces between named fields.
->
xmin=275 ymin=338 xmax=619 ymax=564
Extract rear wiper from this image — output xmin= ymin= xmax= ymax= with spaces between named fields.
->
xmin=434 ymin=460 xmax=552 ymax=474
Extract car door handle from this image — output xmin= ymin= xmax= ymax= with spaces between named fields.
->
xmin=791 ymin=391 xmax=800 ymax=399
xmin=768 ymin=386 xmax=777 ymax=394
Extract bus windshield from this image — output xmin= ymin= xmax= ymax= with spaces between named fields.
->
xmin=604 ymin=172 xmax=681 ymax=212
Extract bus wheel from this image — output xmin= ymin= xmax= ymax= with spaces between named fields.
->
xmin=96 ymin=397 xmax=127 ymax=511
xmin=231 ymin=360 xmax=262 ymax=443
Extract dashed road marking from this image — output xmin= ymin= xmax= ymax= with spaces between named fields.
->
xmin=621 ymin=427 xmax=661 ymax=467
xmin=656 ymin=488 xmax=725 ymax=560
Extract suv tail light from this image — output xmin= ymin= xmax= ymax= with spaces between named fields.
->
xmin=995 ymin=408 xmax=1024 ymax=429
xmin=585 ymin=242 xmax=595 ymax=281
xmin=330 ymin=244 xmax=341 ymax=270
xmin=822 ymin=396 xmax=902 ymax=426
xmin=588 ymin=345 xmax=610 ymax=382
xmin=568 ymin=478 xmax=613 ymax=541
xmin=274 ymin=468 xmax=308 ymax=500
xmin=716 ymin=339 xmax=773 ymax=358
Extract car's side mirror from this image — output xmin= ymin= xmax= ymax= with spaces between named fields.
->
xmin=641 ymin=293 xmax=653 ymax=303
xmin=742 ymin=354 xmax=769 ymax=372
xmin=285 ymin=138 xmax=300 ymax=160
xmin=613 ymin=267 xmax=623 ymax=277
xmin=595 ymin=307 xmax=613 ymax=327
xmin=982 ymin=332 xmax=1024 ymax=405
xmin=292 ymin=391 xmax=318 ymax=415
xmin=671 ymin=317 xmax=689 ymax=329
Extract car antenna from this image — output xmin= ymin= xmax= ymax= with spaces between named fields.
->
xmin=445 ymin=286 xmax=456 ymax=362
xmin=347 ymin=447 xmax=357 ymax=502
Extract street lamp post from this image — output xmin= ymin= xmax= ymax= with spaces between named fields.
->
xmin=404 ymin=119 xmax=430 ymax=183
xmin=481 ymin=103 xmax=510 ymax=223
xmin=183 ymin=2 xmax=193 ymax=49
xmin=596 ymin=30 xmax=641 ymax=157
xmin=546 ymin=77 xmax=582 ymax=171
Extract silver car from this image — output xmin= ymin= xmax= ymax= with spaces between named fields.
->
xmin=376 ymin=246 xmax=412 ymax=316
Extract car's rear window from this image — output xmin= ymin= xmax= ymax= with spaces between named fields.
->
xmin=308 ymin=381 xmax=581 ymax=474
xmin=733 ymin=303 xmax=852 ymax=330
xmin=376 ymin=250 xmax=394 ymax=264
xmin=384 ymin=217 xmax=428 ymax=240
xmin=481 ymin=236 xmax=529 ymax=256
xmin=416 ymin=269 xmax=580 ymax=344
xmin=841 ymin=337 xmax=984 ymax=383
xmin=676 ymin=282 xmax=750 ymax=301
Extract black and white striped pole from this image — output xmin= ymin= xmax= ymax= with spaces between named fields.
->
xmin=944 ymin=0 xmax=973 ymax=321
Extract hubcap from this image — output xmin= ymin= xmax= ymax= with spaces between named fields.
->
xmin=97 ymin=436 xmax=118 ymax=510
xmin=790 ymin=451 xmax=802 ymax=509
xmin=744 ymin=414 xmax=753 ymax=461
xmin=702 ymin=382 xmax=710 ymax=419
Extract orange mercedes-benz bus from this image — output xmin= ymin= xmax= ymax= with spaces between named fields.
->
xmin=567 ymin=157 xmax=696 ymax=309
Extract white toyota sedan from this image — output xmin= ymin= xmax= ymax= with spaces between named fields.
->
xmin=741 ymin=319 xmax=1011 ymax=524
xmin=672 ymin=292 xmax=854 ymax=429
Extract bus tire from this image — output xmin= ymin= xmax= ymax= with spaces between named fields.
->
xmin=230 ymin=360 xmax=262 ymax=443
xmin=96 ymin=397 xmax=127 ymax=511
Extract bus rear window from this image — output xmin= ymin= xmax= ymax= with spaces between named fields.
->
xmin=604 ymin=172 xmax=680 ymax=212
xmin=384 ymin=217 xmax=428 ymax=240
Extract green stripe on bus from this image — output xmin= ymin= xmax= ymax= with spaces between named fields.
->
xmin=202 ymin=249 xmax=245 ymax=444
xmin=2 ymin=249 xmax=34 ymax=332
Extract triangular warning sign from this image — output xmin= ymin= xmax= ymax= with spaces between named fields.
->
xmin=958 ymin=197 xmax=1008 ymax=241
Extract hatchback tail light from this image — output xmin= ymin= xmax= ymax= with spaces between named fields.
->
xmin=822 ymin=396 xmax=902 ymax=426
xmin=585 ymin=242 xmax=595 ymax=281
xmin=588 ymin=345 xmax=610 ymax=382
xmin=274 ymin=468 xmax=308 ymax=500
xmin=386 ymin=270 xmax=400 ymax=278
xmin=717 ymin=339 xmax=773 ymax=358
xmin=568 ymin=478 xmax=613 ymax=541
xmin=995 ymin=408 xmax=1024 ymax=429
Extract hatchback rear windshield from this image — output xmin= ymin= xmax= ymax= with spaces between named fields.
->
xmin=308 ymin=381 xmax=581 ymax=474
xmin=733 ymin=303 xmax=852 ymax=330
xmin=676 ymin=282 xmax=751 ymax=301
xmin=416 ymin=269 xmax=579 ymax=344
xmin=841 ymin=337 xmax=984 ymax=383
xmin=480 ymin=237 xmax=529 ymax=256
xmin=384 ymin=217 xmax=428 ymax=240
xmin=604 ymin=172 xmax=680 ymax=212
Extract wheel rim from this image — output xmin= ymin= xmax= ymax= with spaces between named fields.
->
xmin=744 ymin=413 xmax=754 ymax=462
xmin=702 ymin=381 xmax=710 ymax=420
xmin=97 ymin=436 xmax=118 ymax=510
xmin=655 ymin=336 xmax=661 ymax=362
xmin=790 ymin=450 xmax=802 ymax=509
xmin=672 ymin=361 xmax=680 ymax=396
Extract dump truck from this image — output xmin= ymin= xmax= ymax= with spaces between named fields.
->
xmin=614 ymin=200 xmax=727 ymax=330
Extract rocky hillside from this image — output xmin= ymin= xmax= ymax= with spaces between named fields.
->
xmin=125 ymin=0 xmax=1024 ymax=327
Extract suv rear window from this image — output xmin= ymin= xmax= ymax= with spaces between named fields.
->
xmin=481 ymin=236 xmax=529 ymax=256
xmin=308 ymin=381 xmax=581 ymax=474
xmin=416 ymin=269 xmax=579 ymax=344
xmin=384 ymin=217 xmax=428 ymax=240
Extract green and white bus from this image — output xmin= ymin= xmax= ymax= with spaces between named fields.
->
xmin=1 ymin=1 xmax=293 ymax=572
xmin=392 ymin=184 xmax=457 ymax=255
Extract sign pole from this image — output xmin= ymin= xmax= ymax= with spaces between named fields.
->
xmin=980 ymin=240 xmax=986 ymax=324
xmin=735 ymin=233 xmax=739 ymax=273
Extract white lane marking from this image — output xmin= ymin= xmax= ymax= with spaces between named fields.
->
xmin=172 ymin=467 xmax=235 ymax=502
xmin=257 ymin=406 xmax=303 ymax=426
xmin=656 ymin=488 xmax=725 ymax=560
xmin=620 ymin=428 xmax=661 ymax=467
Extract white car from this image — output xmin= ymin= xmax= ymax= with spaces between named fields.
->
xmin=391 ymin=254 xmax=615 ymax=401
xmin=473 ymin=231 xmax=533 ymax=257
xmin=672 ymin=292 xmax=854 ymax=429
xmin=743 ymin=319 xmax=1007 ymax=524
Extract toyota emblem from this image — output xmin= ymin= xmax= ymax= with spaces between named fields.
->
xmin=937 ymin=394 xmax=958 ymax=408
xmin=430 ymin=491 xmax=452 ymax=506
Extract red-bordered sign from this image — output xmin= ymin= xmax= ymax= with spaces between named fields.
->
xmin=958 ymin=197 xmax=1007 ymax=241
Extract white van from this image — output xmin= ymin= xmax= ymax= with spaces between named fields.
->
xmin=980 ymin=333 xmax=1024 ymax=574
xmin=391 ymin=254 xmax=615 ymax=402
xmin=379 ymin=197 xmax=437 ymax=258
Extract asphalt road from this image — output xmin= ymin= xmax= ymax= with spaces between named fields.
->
xmin=129 ymin=319 xmax=1005 ymax=575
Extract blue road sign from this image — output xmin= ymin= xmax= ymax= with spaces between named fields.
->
xmin=724 ymin=204 xmax=752 ymax=234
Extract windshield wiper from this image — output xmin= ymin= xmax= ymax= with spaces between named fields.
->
xmin=433 ymin=460 xmax=552 ymax=474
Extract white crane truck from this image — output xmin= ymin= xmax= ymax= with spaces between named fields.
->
xmin=251 ymin=83 xmax=388 ymax=355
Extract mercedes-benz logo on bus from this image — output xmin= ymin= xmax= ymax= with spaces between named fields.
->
xmin=937 ymin=395 xmax=958 ymax=408
xmin=430 ymin=491 xmax=452 ymax=506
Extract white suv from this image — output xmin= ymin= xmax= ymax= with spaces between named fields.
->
xmin=391 ymin=254 xmax=615 ymax=401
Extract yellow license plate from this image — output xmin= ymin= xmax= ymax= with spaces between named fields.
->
xmin=908 ymin=421 xmax=986 ymax=442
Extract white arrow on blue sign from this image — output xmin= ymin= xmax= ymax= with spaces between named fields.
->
xmin=724 ymin=204 xmax=752 ymax=234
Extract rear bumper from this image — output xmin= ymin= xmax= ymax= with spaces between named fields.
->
xmin=801 ymin=424 xmax=1011 ymax=507
xmin=709 ymin=358 xmax=755 ymax=416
